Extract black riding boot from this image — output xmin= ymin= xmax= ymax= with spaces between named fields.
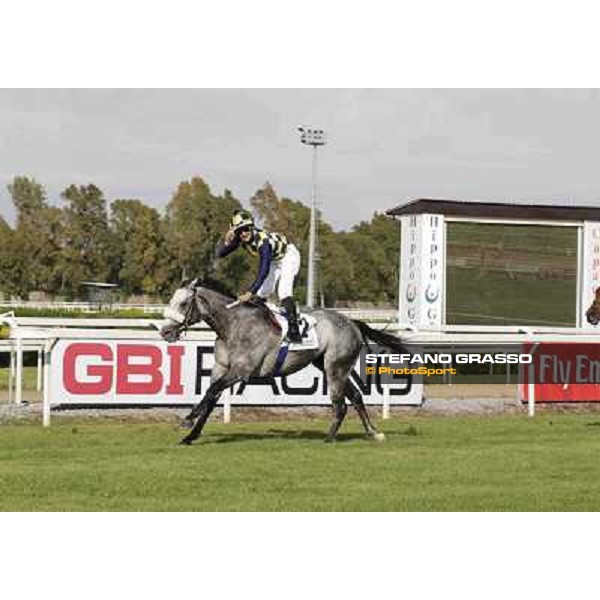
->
xmin=282 ymin=297 xmax=302 ymax=343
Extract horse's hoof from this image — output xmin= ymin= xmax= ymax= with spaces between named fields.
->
xmin=179 ymin=438 xmax=193 ymax=446
xmin=324 ymin=437 xmax=336 ymax=444
xmin=372 ymin=432 xmax=386 ymax=442
xmin=180 ymin=419 xmax=194 ymax=429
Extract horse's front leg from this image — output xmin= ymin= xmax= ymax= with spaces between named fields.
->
xmin=181 ymin=341 xmax=230 ymax=428
xmin=180 ymin=374 xmax=242 ymax=445
xmin=180 ymin=368 xmax=228 ymax=428
xmin=180 ymin=380 xmax=227 ymax=429
xmin=180 ymin=340 xmax=267 ymax=444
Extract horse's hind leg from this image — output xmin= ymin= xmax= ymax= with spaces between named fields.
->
xmin=324 ymin=363 xmax=352 ymax=442
xmin=311 ymin=356 xmax=346 ymax=442
xmin=325 ymin=394 xmax=347 ymax=443
xmin=314 ymin=354 xmax=384 ymax=442
xmin=345 ymin=380 xmax=385 ymax=442
xmin=312 ymin=355 xmax=351 ymax=442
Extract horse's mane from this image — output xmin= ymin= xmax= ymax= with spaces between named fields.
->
xmin=189 ymin=277 xmax=279 ymax=331
xmin=191 ymin=277 xmax=236 ymax=301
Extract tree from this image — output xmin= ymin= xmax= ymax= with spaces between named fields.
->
xmin=9 ymin=176 xmax=46 ymax=226
xmin=111 ymin=199 xmax=169 ymax=296
xmin=0 ymin=216 xmax=27 ymax=299
xmin=41 ymin=206 xmax=67 ymax=296
xmin=0 ymin=174 xmax=400 ymax=305
xmin=60 ymin=184 xmax=112 ymax=298
xmin=250 ymin=181 xmax=289 ymax=232
xmin=317 ymin=223 xmax=357 ymax=306
xmin=163 ymin=177 xmax=250 ymax=292
xmin=339 ymin=213 xmax=399 ymax=304
xmin=8 ymin=176 xmax=64 ymax=296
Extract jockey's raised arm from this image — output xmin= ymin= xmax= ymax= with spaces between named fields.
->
xmin=216 ymin=229 xmax=240 ymax=258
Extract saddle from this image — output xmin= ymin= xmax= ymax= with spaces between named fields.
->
xmin=250 ymin=299 xmax=319 ymax=350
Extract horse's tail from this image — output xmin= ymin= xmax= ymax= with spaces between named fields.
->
xmin=352 ymin=320 xmax=410 ymax=354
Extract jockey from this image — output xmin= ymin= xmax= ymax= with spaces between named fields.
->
xmin=217 ymin=209 xmax=302 ymax=343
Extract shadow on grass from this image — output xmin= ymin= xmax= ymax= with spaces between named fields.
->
xmin=191 ymin=425 xmax=419 ymax=445
xmin=197 ymin=429 xmax=369 ymax=444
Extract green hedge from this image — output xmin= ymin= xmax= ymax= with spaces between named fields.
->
xmin=0 ymin=308 xmax=164 ymax=340
xmin=1 ymin=307 xmax=163 ymax=319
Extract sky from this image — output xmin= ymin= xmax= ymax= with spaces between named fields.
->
xmin=2 ymin=88 xmax=600 ymax=231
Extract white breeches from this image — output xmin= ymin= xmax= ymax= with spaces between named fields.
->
xmin=256 ymin=244 xmax=301 ymax=300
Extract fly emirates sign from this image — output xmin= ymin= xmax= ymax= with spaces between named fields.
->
xmin=50 ymin=339 xmax=423 ymax=406
xmin=522 ymin=342 xmax=600 ymax=402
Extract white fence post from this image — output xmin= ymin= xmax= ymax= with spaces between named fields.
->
xmin=223 ymin=386 xmax=231 ymax=424
xmin=37 ymin=349 xmax=42 ymax=392
xmin=8 ymin=349 xmax=14 ymax=404
xmin=43 ymin=340 xmax=52 ymax=427
xmin=527 ymin=342 xmax=539 ymax=417
xmin=15 ymin=336 xmax=22 ymax=405
xmin=528 ymin=362 xmax=536 ymax=417
xmin=382 ymin=382 xmax=390 ymax=419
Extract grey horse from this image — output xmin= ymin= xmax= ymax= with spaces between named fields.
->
xmin=159 ymin=280 xmax=408 ymax=445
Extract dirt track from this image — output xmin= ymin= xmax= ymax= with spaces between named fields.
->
xmin=4 ymin=383 xmax=600 ymax=423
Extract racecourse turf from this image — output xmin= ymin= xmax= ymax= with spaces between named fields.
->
xmin=2 ymin=413 xmax=600 ymax=511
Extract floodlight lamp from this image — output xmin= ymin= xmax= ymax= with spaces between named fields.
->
xmin=297 ymin=125 xmax=327 ymax=146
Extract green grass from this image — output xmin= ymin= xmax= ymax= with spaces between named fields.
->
xmin=2 ymin=414 xmax=600 ymax=511
xmin=446 ymin=267 xmax=577 ymax=326
xmin=0 ymin=367 xmax=38 ymax=390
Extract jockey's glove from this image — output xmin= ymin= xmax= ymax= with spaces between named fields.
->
xmin=238 ymin=291 xmax=256 ymax=303
xmin=224 ymin=228 xmax=236 ymax=244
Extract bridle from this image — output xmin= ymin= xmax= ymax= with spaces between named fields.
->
xmin=177 ymin=290 xmax=216 ymax=336
xmin=179 ymin=294 xmax=198 ymax=334
xmin=162 ymin=283 xmax=230 ymax=342
xmin=163 ymin=288 xmax=201 ymax=341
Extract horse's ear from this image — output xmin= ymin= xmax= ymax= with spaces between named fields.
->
xmin=187 ymin=278 xmax=199 ymax=290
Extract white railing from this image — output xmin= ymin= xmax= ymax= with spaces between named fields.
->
xmin=0 ymin=301 xmax=165 ymax=313
xmin=0 ymin=301 xmax=398 ymax=321
xmin=331 ymin=308 xmax=397 ymax=322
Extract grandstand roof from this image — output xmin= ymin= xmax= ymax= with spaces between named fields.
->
xmin=386 ymin=198 xmax=600 ymax=222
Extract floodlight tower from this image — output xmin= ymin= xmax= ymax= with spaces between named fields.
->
xmin=297 ymin=125 xmax=327 ymax=308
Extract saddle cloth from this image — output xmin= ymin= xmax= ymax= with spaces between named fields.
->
xmin=266 ymin=303 xmax=319 ymax=351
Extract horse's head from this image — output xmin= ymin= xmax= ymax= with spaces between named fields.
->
xmin=586 ymin=288 xmax=600 ymax=326
xmin=159 ymin=279 xmax=205 ymax=342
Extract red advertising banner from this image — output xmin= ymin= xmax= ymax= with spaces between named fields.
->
xmin=521 ymin=342 xmax=600 ymax=402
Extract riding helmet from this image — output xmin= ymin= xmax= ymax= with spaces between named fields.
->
xmin=230 ymin=210 xmax=254 ymax=232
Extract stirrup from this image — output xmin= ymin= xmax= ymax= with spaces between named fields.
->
xmin=287 ymin=325 xmax=302 ymax=343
